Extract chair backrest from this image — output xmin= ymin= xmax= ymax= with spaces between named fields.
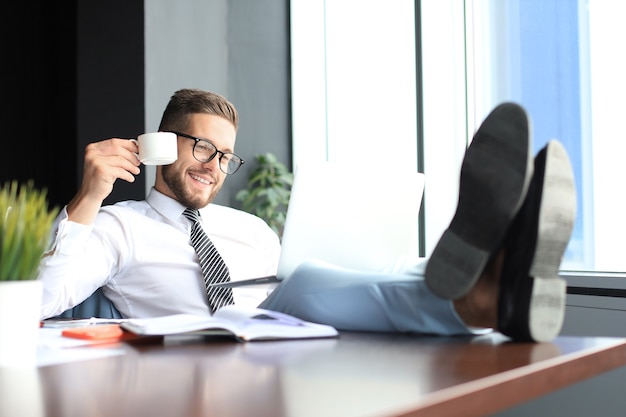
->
xmin=55 ymin=287 xmax=122 ymax=319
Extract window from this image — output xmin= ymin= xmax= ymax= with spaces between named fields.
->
xmin=291 ymin=0 xmax=626 ymax=275
xmin=464 ymin=0 xmax=626 ymax=273
xmin=290 ymin=0 xmax=418 ymax=169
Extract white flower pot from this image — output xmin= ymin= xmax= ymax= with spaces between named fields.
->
xmin=0 ymin=367 xmax=45 ymax=417
xmin=0 ymin=280 xmax=42 ymax=368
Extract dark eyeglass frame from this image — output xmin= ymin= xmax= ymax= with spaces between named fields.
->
xmin=168 ymin=131 xmax=245 ymax=175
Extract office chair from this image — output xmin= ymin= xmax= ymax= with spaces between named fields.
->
xmin=55 ymin=287 xmax=123 ymax=319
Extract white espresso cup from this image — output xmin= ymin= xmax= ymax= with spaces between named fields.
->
xmin=131 ymin=132 xmax=178 ymax=165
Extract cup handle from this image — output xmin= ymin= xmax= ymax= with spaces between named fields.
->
xmin=129 ymin=139 xmax=140 ymax=160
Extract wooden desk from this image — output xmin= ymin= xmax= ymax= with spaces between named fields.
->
xmin=3 ymin=332 xmax=626 ymax=417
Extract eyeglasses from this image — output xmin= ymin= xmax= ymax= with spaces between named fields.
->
xmin=168 ymin=131 xmax=245 ymax=175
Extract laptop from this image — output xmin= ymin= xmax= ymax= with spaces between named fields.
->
xmin=214 ymin=161 xmax=425 ymax=288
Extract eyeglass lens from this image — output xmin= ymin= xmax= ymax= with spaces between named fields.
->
xmin=193 ymin=141 xmax=242 ymax=174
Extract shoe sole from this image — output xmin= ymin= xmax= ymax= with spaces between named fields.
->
xmin=526 ymin=141 xmax=576 ymax=342
xmin=497 ymin=140 xmax=577 ymax=342
xmin=425 ymin=103 xmax=533 ymax=300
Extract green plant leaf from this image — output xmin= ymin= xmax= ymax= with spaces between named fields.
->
xmin=236 ymin=153 xmax=293 ymax=239
xmin=0 ymin=180 xmax=59 ymax=281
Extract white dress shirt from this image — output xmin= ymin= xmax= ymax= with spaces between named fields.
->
xmin=39 ymin=188 xmax=281 ymax=319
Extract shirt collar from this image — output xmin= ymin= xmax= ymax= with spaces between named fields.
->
xmin=146 ymin=187 xmax=188 ymax=224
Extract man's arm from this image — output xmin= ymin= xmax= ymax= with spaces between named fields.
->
xmin=39 ymin=138 xmax=141 ymax=319
xmin=67 ymin=138 xmax=141 ymax=224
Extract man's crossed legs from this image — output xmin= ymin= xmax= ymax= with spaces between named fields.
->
xmin=260 ymin=103 xmax=576 ymax=343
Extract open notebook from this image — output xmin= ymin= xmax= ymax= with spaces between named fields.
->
xmin=216 ymin=161 xmax=425 ymax=288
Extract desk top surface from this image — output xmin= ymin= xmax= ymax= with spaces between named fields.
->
xmin=4 ymin=332 xmax=626 ymax=417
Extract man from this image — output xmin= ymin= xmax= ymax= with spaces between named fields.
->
xmin=41 ymin=91 xmax=576 ymax=343
xmin=260 ymin=102 xmax=576 ymax=342
xmin=39 ymin=88 xmax=281 ymax=319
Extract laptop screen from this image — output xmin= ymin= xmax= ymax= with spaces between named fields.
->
xmin=276 ymin=161 xmax=425 ymax=280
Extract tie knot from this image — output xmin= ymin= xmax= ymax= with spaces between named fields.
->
xmin=183 ymin=208 xmax=201 ymax=224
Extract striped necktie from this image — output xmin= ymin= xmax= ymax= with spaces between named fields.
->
xmin=183 ymin=208 xmax=234 ymax=313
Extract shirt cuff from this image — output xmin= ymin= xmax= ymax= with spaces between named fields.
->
xmin=48 ymin=206 xmax=94 ymax=255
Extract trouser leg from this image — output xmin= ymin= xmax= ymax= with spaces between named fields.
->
xmin=259 ymin=260 xmax=474 ymax=336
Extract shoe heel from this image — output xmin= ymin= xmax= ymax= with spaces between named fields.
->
xmin=425 ymin=230 xmax=490 ymax=299
xmin=528 ymin=277 xmax=566 ymax=342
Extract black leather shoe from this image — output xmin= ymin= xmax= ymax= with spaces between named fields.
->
xmin=425 ymin=102 xmax=533 ymax=300
xmin=497 ymin=140 xmax=576 ymax=342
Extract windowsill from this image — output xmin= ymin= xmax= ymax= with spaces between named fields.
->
xmin=563 ymin=272 xmax=626 ymax=314
xmin=562 ymin=271 xmax=626 ymax=291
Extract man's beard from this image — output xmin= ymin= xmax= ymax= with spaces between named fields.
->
xmin=161 ymin=164 xmax=220 ymax=209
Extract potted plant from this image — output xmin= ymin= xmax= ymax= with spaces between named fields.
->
xmin=0 ymin=180 xmax=58 ymax=367
xmin=235 ymin=153 xmax=293 ymax=238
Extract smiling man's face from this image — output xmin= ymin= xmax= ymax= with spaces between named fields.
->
xmin=155 ymin=113 xmax=237 ymax=209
